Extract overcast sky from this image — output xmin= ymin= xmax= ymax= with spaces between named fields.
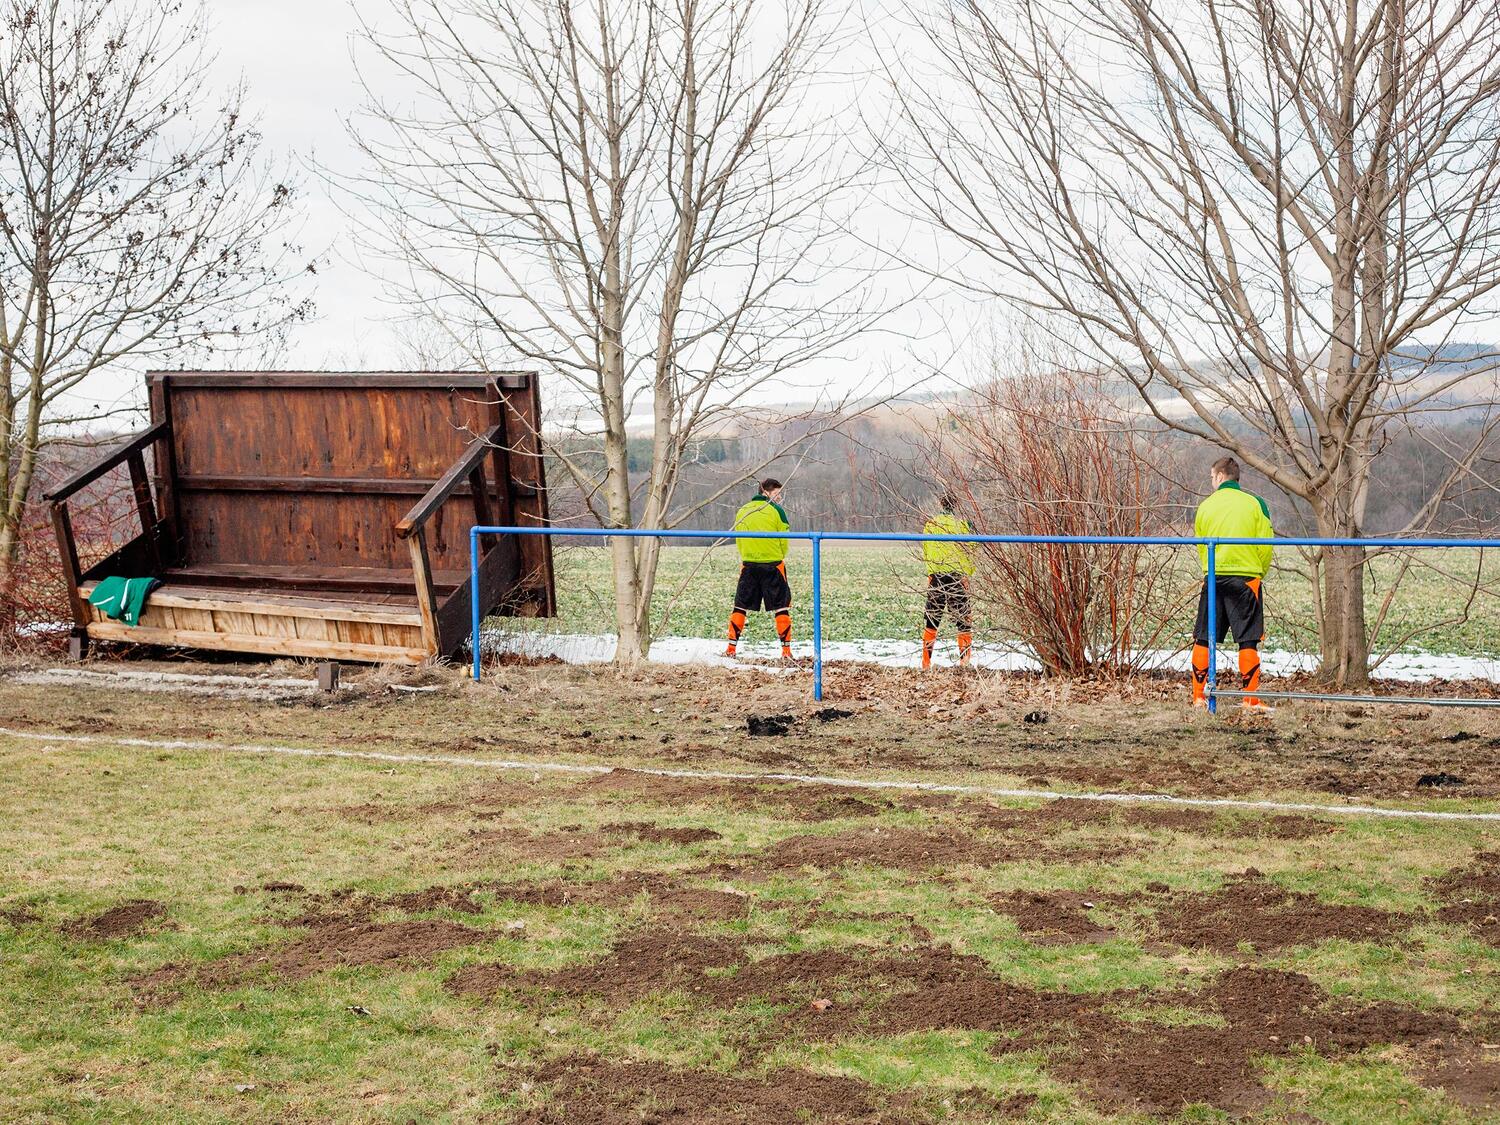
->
xmin=212 ymin=0 xmax=394 ymax=370
xmin=131 ymin=0 xmax=948 ymax=412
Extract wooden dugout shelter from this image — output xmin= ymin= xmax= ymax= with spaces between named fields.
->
xmin=47 ymin=371 xmax=555 ymax=665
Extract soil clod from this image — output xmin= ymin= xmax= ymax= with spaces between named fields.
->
xmin=1148 ymin=870 xmax=1412 ymax=952
xmin=63 ymin=900 xmax=166 ymax=940
xmin=747 ymin=713 xmax=794 ymax=736
xmin=1417 ymin=771 xmax=1467 ymax=788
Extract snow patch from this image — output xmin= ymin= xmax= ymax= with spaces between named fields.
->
xmin=478 ymin=630 xmax=1500 ymax=682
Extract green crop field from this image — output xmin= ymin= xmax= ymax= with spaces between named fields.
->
xmin=524 ymin=541 xmax=1500 ymax=659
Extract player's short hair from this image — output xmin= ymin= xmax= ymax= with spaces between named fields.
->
xmin=938 ymin=494 xmax=956 ymax=511
xmin=759 ymin=477 xmax=782 ymax=493
xmin=1212 ymin=456 xmax=1240 ymax=481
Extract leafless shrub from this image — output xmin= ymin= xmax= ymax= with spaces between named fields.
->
xmin=933 ymin=363 xmax=1189 ymax=675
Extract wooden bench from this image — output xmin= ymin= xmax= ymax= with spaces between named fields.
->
xmin=48 ymin=371 xmax=554 ymax=665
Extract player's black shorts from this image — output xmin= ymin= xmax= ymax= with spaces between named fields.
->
xmin=734 ymin=561 xmax=792 ymax=612
xmin=1193 ymin=576 xmax=1264 ymax=648
xmin=924 ymin=572 xmax=972 ymax=630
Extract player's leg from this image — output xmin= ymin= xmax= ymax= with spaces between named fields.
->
xmin=1191 ymin=579 xmax=1212 ymax=705
xmin=921 ymin=576 xmax=943 ymax=669
xmin=725 ymin=565 xmax=755 ymax=657
xmin=772 ymin=562 xmax=793 ymax=659
xmin=952 ymin=576 xmax=973 ymax=666
xmin=1228 ymin=577 xmax=1267 ymax=708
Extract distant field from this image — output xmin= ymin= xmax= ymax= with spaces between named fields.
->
xmin=527 ymin=541 xmax=1500 ymax=658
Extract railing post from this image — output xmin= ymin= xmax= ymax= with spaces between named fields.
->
xmin=471 ymin=526 xmax=482 ymax=682
xmin=812 ymin=532 xmax=823 ymax=702
xmin=1206 ymin=540 xmax=1217 ymax=715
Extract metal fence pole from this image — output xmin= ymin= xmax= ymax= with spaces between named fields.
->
xmin=1206 ymin=540 xmax=1217 ymax=715
xmin=471 ymin=527 xmax=483 ymax=682
xmin=812 ymin=532 xmax=823 ymax=702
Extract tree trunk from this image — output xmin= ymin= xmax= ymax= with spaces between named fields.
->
xmin=1314 ymin=501 xmax=1371 ymax=687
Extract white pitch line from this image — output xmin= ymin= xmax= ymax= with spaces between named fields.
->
xmin=2 ymin=726 xmax=1498 ymax=824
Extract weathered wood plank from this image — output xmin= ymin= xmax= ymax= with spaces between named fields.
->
xmin=84 ymin=621 xmax=429 ymax=664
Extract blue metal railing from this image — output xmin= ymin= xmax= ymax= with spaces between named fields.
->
xmin=469 ymin=526 xmax=1500 ymax=707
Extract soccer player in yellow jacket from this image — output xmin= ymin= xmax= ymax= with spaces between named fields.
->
xmin=921 ymin=495 xmax=975 ymax=668
xmin=725 ymin=478 xmax=793 ymax=660
xmin=1192 ymin=457 xmax=1275 ymax=708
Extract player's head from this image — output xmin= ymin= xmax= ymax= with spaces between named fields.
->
xmin=938 ymin=493 xmax=956 ymax=512
xmin=760 ymin=477 xmax=783 ymax=502
xmin=1211 ymin=456 xmax=1239 ymax=490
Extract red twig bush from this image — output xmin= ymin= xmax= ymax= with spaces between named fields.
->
xmin=1 ymin=454 xmax=140 ymax=656
xmin=935 ymin=368 xmax=1186 ymax=675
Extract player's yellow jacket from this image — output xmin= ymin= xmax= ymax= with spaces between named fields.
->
xmin=1195 ymin=482 xmax=1273 ymax=577
xmin=922 ymin=512 xmax=975 ymax=576
xmin=734 ymin=496 xmax=790 ymax=562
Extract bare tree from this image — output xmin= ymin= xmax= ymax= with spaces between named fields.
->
xmin=0 ymin=0 xmax=311 ymax=601
xmin=884 ymin=0 xmax=1500 ymax=685
xmin=350 ymin=0 xmax=886 ymax=664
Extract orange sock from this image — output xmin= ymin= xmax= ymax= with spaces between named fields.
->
xmin=775 ymin=611 xmax=792 ymax=657
xmin=921 ymin=626 xmax=937 ymax=669
xmin=956 ymin=632 xmax=973 ymax=666
xmin=1238 ymin=647 xmax=1261 ymax=704
xmin=725 ymin=610 xmax=746 ymax=656
xmin=1191 ymin=644 xmax=1210 ymax=703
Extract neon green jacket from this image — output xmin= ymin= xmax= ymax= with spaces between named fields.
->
xmin=734 ymin=495 xmax=789 ymax=562
xmin=922 ymin=512 xmax=975 ymax=576
xmin=1195 ymin=482 xmax=1273 ymax=577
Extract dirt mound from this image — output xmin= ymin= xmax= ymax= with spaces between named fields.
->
xmin=1 ymin=903 xmax=39 ymax=927
xmin=603 ymin=821 xmax=722 ymax=845
xmin=380 ymin=886 xmax=485 ymax=915
xmin=1148 ymin=870 xmax=1413 ymax=952
xmin=969 ymin=800 xmax=1333 ymax=841
xmin=989 ymin=890 xmax=1120 ymax=944
xmin=512 ymin=1055 xmax=888 ymax=1124
xmin=467 ymin=826 xmax=617 ymax=863
xmin=758 ymin=827 xmax=999 ymax=871
xmin=1033 ymin=967 xmax=1462 ymax=1115
xmin=448 ymin=925 xmax=1476 ymax=1118
xmin=142 ymin=919 xmax=489 ymax=996
xmin=580 ymin=769 xmax=908 ymax=822
xmin=448 ymin=931 xmax=743 ymax=1004
xmin=1430 ymin=851 xmax=1500 ymax=900
xmin=491 ymin=873 xmax=750 ymax=922
xmin=1428 ymin=851 xmax=1500 ymax=945
xmin=1420 ymin=1048 xmax=1500 ymax=1109
xmin=749 ymin=825 xmax=1136 ymax=873
xmin=63 ymin=899 xmax=166 ymax=940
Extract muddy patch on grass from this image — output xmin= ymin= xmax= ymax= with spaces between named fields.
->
xmin=491 ymin=873 xmax=750 ymax=922
xmin=452 ymin=927 xmax=1482 ymax=1116
xmin=466 ymin=826 xmax=619 ymax=863
xmin=969 ymin=799 xmax=1333 ymax=841
xmin=741 ymin=826 xmax=1133 ymax=874
xmin=466 ymin=820 xmax=725 ymax=863
xmin=1419 ymin=1048 xmax=1500 ymax=1109
xmin=603 ymin=821 xmax=722 ymax=845
xmin=1030 ymin=967 xmax=1462 ymax=1116
xmin=1 ymin=903 xmax=40 ymax=927
xmin=1148 ymin=870 xmax=1413 ymax=953
xmin=380 ymin=886 xmax=485 ymax=915
xmin=63 ymin=899 xmax=167 ymax=940
xmin=579 ymin=769 xmax=913 ymax=822
xmin=511 ymin=1055 xmax=893 ymax=1124
xmin=756 ymin=827 xmax=1001 ymax=871
xmin=1429 ymin=851 xmax=1500 ymax=945
xmin=139 ymin=919 xmax=491 ymax=999
xmin=989 ymin=890 xmax=1121 ymax=944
